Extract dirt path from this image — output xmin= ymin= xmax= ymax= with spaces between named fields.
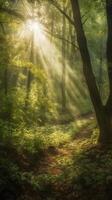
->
xmin=17 ymin=115 xmax=96 ymax=200
xmin=36 ymin=116 xmax=95 ymax=177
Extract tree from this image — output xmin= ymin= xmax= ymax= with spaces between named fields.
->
xmin=61 ymin=3 xmax=66 ymax=113
xmin=70 ymin=0 xmax=112 ymax=145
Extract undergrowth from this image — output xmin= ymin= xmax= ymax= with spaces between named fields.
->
xmin=1 ymin=116 xmax=112 ymax=200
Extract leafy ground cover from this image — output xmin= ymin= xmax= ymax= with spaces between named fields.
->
xmin=1 ymin=115 xmax=112 ymax=200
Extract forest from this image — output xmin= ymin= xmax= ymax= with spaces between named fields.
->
xmin=0 ymin=0 xmax=112 ymax=199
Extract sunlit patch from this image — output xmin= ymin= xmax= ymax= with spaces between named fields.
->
xmin=18 ymin=18 xmax=44 ymax=42
xmin=13 ymin=0 xmax=90 ymax=115
xmin=25 ymin=19 xmax=43 ymax=34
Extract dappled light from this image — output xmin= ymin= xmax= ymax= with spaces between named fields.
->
xmin=15 ymin=1 xmax=88 ymax=116
xmin=0 ymin=0 xmax=111 ymax=200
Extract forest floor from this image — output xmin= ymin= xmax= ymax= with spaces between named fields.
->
xmin=1 ymin=115 xmax=112 ymax=200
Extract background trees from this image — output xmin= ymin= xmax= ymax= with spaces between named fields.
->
xmin=0 ymin=1 xmax=112 ymax=199
xmin=0 ymin=0 xmax=94 ymax=124
xmin=71 ymin=0 xmax=112 ymax=145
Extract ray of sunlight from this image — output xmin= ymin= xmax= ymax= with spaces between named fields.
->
xmin=14 ymin=0 xmax=89 ymax=115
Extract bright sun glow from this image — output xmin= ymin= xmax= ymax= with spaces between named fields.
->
xmin=25 ymin=19 xmax=43 ymax=33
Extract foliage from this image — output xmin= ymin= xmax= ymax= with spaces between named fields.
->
xmin=0 ymin=0 xmax=111 ymax=199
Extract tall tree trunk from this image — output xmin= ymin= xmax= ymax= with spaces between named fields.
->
xmin=69 ymin=10 xmax=74 ymax=66
xmin=1 ymin=24 xmax=8 ymax=95
xmin=4 ymin=67 xmax=8 ymax=96
xmin=25 ymin=32 xmax=34 ymax=109
xmin=25 ymin=69 xmax=32 ymax=108
xmin=70 ymin=0 xmax=112 ymax=145
xmin=98 ymin=41 xmax=103 ymax=97
xmin=50 ymin=12 xmax=54 ymax=43
xmin=61 ymin=5 xmax=66 ymax=113
xmin=101 ymin=0 xmax=112 ymax=143
xmin=105 ymin=0 xmax=112 ymax=110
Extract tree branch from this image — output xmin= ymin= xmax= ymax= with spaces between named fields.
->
xmin=49 ymin=0 xmax=75 ymax=26
xmin=46 ymin=29 xmax=79 ymax=49
xmin=49 ymin=0 xmax=88 ymax=26
xmin=0 ymin=6 xmax=25 ymax=21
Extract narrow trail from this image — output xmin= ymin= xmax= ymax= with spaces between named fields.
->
xmin=35 ymin=115 xmax=95 ymax=177
xmin=18 ymin=115 xmax=97 ymax=200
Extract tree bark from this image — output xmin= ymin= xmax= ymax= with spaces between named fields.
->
xmin=25 ymin=32 xmax=34 ymax=109
xmin=61 ymin=5 xmax=66 ymax=113
xmin=98 ymin=41 xmax=103 ymax=96
xmin=105 ymin=0 xmax=112 ymax=111
xmin=4 ymin=68 xmax=8 ymax=95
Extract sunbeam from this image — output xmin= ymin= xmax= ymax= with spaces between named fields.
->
xmin=12 ymin=0 xmax=90 ymax=116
